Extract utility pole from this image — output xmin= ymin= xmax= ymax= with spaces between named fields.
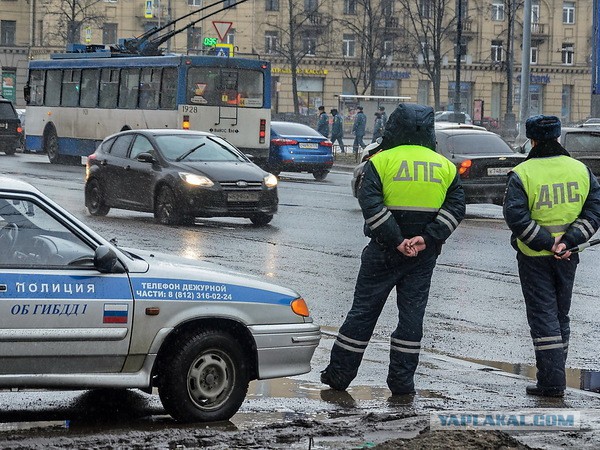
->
xmin=453 ymin=0 xmax=463 ymax=121
xmin=503 ymin=0 xmax=517 ymax=138
xmin=515 ymin=0 xmax=532 ymax=144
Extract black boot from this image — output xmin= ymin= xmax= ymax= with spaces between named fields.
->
xmin=526 ymin=384 xmax=564 ymax=397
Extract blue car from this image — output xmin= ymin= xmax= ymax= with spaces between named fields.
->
xmin=269 ymin=121 xmax=333 ymax=180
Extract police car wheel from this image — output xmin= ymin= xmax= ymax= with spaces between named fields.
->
xmin=86 ymin=180 xmax=110 ymax=216
xmin=154 ymin=186 xmax=183 ymax=225
xmin=159 ymin=330 xmax=249 ymax=423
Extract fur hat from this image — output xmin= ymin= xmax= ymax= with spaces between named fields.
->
xmin=357 ymin=106 xmax=363 ymax=111
xmin=525 ymin=115 xmax=561 ymax=141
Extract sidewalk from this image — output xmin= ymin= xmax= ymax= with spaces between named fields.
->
xmin=332 ymin=151 xmax=361 ymax=173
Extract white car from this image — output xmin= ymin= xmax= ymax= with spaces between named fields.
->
xmin=0 ymin=177 xmax=320 ymax=422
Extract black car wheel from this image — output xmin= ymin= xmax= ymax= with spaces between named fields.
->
xmin=86 ymin=180 xmax=110 ymax=216
xmin=155 ymin=186 xmax=183 ymax=225
xmin=44 ymin=127 xmax=63 ymax=164
xmin=250 ymin=213 xmax=273 ymax=226
xmin=313 ymin=170 xmax=329 ymax=181
xmin=158 ymin=330 xmax=249 ymax=423
xmin=4 ymin=145 xmax=16 ymax=156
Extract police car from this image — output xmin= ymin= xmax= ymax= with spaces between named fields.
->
xmin=0 ymin=177 xmax=320 ymax=422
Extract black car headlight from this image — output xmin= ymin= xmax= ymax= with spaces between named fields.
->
xmin=263 ymin=173 xmax=278 ymax=188
xmin=179 ymin=172 xmax=214 ymax=187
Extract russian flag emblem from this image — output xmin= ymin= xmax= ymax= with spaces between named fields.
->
xmin=103 ymin=304 xmax=129 ymax=324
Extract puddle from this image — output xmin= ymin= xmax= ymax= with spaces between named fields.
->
xmin=460 ymin=356 xmax=600 ymax=392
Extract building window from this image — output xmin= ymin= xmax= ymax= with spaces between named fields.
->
xmin=530 ymin=45 xmax=538 ymax=64
xmin=304 ymin=0 xmax=318 ymax=13
xmin=532 ymin=1 xmax=540 ymax=23
xmin=266 ymin=0 xmax=279 ymax=11
xmin=562 ymin=43 xmax=574 ymax=65
xmin=102 ymin=23 xmax=118 ymax=45
xmin=188 ymin=0 xmax=202 ymax=5
xmin=420 ymin=0 xmax=433 ymax=18
xmin=187 ymin=27 xmax=202 ymax=51
xmin=459 ymin=0 xmax=468 ymax=18
xmin=563 ymin=1 xmax=575 ymax=24
xmin=343 ymin=34 xmax=356 ymax=57
xmin=224 ymin=0 xmax=236 ymax=8
xmin=383 ymin=39 xmax=394 ymax=58
xmin=0 ymin=20 xmax=16 ymax=46
xmin=492 ymin=1 xmax=505 ymax=21
xmin=344 ymin=0 xmax=356 ymax=14
xmin=454 ymin=42 xmax=467 ymax=62
xmin=36 ymin=19 xmax=44 ymax=46
xmin=491 ymin=40 xmax=503 ymax=62
xmin=382 ymin=0 xmax=394 ymax=15
xmin=265 ymin=31 xmax=278 ymax=54
xmin=417 ymin=80 xmax=430 ymax=105
xmin=303 ymin=35 xmax=316 ymax=55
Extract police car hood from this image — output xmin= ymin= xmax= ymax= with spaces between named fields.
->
xmin=122 ymin=247 xmax=299 ymax=298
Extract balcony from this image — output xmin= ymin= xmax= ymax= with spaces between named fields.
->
xmin=385 ymin=17 xmax=399 ymax=28
xmin=305 ymin=12 xmax=323 ymax=26
xmin=531 ymin=22 xmax=547 ymax=35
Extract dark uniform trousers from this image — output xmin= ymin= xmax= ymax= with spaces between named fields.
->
xmin=327 ymin=240 xmax=437 ymax=394
xmin=517 ymin=252 xmax=578 ymax=390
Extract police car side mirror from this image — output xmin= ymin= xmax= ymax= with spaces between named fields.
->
xmin=94 ymin=245 xmax=126 ymax=274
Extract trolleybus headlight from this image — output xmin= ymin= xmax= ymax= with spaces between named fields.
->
xmin=263 ymin=173 xmax=278 ymax=188
xmin=179 ymin=172 xmax=214 ymax=187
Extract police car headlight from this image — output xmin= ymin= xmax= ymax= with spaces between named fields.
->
xmin=263 ymin=173 xmax=278 ymax=188
xmin=179 ymin=172 xmax=214 ymax=187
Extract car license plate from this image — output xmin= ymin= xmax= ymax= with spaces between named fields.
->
xmin=299 ymin=143 xmax=319 ymax=149
xmin=228 ymin=191 xmax=259 ymax=202
xmin=487 ymin=167 xmax=512 ymax=176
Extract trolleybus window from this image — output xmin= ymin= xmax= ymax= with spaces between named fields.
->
xmin=46 ymin=70 xmax=62 ymax=107
xmin=80 ymin=69 xmax=100 ymax=108
xmin=29 ymin=70 xmax=45 ymax=106
xmin=119 ymin=68 xmax=140 ymax=109
xmin=99 ymin=68 xmax=119 ymax=109
xmin=160 ymin=67 xmax=177 ymax=110
xmin=61 ymin=69 xmax=81 ymax=107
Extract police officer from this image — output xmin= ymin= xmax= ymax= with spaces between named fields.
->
xmin=321 ymin=103 xmax=466 ymax=395
xmin=330 ymin=108 xmax=345 ymax=153
xmin=317 ymin=105 xmax=329 ymax=137
xmin=504 ymin=115 xmax=600 ymax=397
xmin=352 ymin=106 xmax=367 ymax=154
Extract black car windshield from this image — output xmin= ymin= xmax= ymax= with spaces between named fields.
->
xmin=272 ymin=122 xmax=323 ymax=137
xmin=155 ymin=135 xmax=246 ymax=162
xmin=562 ymin=132 xmax=600 ymax=153
xmin=445 ymin=133 xmax=513 ymax=155
xmin=0 ymin=102 xmax=17 ymax=119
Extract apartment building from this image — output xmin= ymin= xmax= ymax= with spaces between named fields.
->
xmin=1 ymin=0 xmax=594 ymax=124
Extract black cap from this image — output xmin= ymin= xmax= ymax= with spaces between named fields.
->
xmin=318 ymin=105 xmax=325 ymax=111
xmin=357 ymin=106 xmax=363 ymax=111
xmin=526 ymin=115 xmax=561 ymax=141
xmin=378 ymin=106 xmax=385 ymax=111
xmin=330 ymin=108 xmax=338 ymax=114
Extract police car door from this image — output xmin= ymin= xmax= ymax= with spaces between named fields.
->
xmin=0 ymin=193 xmax=133 ymax=375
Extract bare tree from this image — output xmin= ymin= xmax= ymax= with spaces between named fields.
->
xmin=396 ymin=0 xmax=457 ymax=110
xmin=43 ymin=0 xmax=106 ymax=47
xmin=337 ymin=0 xmax=402 ymax=95
xmin=264 ymin=0 xmax=332 ymax=114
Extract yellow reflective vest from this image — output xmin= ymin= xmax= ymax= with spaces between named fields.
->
xmin=512 ymin=155 xmax=590 ymax=256
xmin=370 ymin=145 xmax=457 ymax=212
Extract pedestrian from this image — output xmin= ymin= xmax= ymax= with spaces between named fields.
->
xmin=372 ymin=112 xmax=384 ymax=143
xmin=352 ymin=106 xmax=367 ymax=154
xmin=330 ymin=108 xmax=345 ymax=153
xmin=378 ymin=106 xmax=388 ymax=126
xmin=317 ymin=105 xmax=329 ymax=137
xmin=320 ymin=103 xmax=466 ymax=396
xmin=503 ymin=115 xmax=600 ymax=397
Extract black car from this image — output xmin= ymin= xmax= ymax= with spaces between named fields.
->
xmin=351 ymin=125 xmax=523 ymax=204
xmin=516 ymin=127 xmax=600 ymax=181
xmin=0 ymin=98 xmax=23 ymax=156
xmin=435 ymin=125 xmax=524 ymax=205
xmin=85 ymin=130 xmax=279 ymax=226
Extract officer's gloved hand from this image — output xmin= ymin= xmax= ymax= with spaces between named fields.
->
xmin=551 ymin=236 xmax=571 ymax=260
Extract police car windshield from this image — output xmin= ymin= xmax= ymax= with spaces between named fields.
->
xmin=446 ymin=134 xmax=513 ymax=155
